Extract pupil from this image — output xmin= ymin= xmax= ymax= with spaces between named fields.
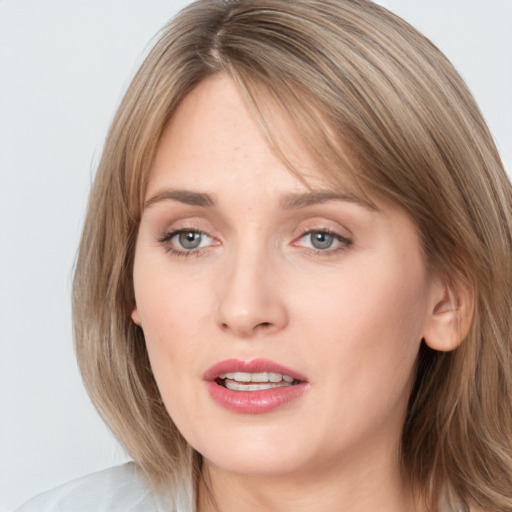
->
xmin=311 ymin=231 xmax=333 ymax=249
xmin=179 ymin=231 xmax=201 ymax=249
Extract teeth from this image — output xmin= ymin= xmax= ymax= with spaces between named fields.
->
xmin=269 ymin=372 xmax=282 ymax=383
xmin=218 ymin=371 xmax=296 ymax=384
xmin=231 ymin=372 xmax=252 ymax=382
xmin=224 ymin=380 xmax=293 ymax=392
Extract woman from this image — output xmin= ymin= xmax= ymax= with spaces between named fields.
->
xmin=16 ymin=0 xmax=512 ymax=511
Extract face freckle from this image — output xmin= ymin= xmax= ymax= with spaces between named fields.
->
xmin=131 ymin=74 xmax=440 ymax=483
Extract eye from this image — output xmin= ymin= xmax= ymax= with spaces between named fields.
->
xmin=308 ymin=231 xmax=336 ymax=250
xmin=159 ymin=229 xmax=215 ymax=254
xmin=176 ymin=230 xmax=207 ymax=250
xmin=296 ymin=230 xmax=352 ymax=252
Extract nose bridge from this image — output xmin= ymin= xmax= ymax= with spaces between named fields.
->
xmin=215 ymin=233 xmax=287 ymax=336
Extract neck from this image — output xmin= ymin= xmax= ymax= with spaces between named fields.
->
xmin=197 ymin=446 xmax=426 ymax=512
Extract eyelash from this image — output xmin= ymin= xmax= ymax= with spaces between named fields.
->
xmin=157 ymin=227 xmax=353 ymax=258
xmin=158 ymin=228 xmax=214 ymax=258
xmin=294 ymin=228 xmax=353 ymax=255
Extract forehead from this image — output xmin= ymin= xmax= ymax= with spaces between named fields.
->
xmin=147 ymin=74 xmax=375 ymax=210
xmin=150 ymin=75 xmax=287 ymax=185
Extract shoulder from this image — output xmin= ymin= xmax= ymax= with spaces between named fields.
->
xmin=13 ymin=462 xmax=176 ymax=512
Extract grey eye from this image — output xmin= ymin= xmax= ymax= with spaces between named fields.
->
xmin=178 ymin=231 xmax=203 ymax=249
xmin=309 ymin=231 xmax=335 ymax=250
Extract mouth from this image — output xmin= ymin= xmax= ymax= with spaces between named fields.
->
xmin=204 ymin=358 xmax=308 ymax=414
xmin=216 ymin=371 xmax=300 ymax=391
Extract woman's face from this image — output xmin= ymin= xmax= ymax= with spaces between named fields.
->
xmin=132 ymin=75 xmax=441 ymax=480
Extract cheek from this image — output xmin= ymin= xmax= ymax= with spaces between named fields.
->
xmin=136 ymin=285 xmax=208 ymax=431
xmin=134 ymin=256 xmax=212 ymax=338
xmin=298 ymin=254 xmax=429 ymax=401
xmin=300 ymin=253 xmax=427 ymax=338
xmin=133 ymin=261 xmax=213 ymax=399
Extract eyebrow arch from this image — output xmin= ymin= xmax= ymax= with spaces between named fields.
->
xmin=280 ymin=190 xmax=378 ymax=211
xmin=144 ymin=189 xmax=216 ymax=209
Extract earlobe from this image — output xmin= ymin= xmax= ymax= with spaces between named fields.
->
xmin=131 ymin=306 xmax=141 ymax=326
xmin=422 ymin=278 xmax=474 ymax=352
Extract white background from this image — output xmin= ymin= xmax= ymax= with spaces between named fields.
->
xmin=1 ymin=1 xmax=511 ymax=510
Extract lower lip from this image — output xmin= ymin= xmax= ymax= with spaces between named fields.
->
xmin=206 ymin=381 xmax=309 ymax=414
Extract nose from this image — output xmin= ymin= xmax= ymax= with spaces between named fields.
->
xmin=215 ymin=246 xmax=289 ymax=338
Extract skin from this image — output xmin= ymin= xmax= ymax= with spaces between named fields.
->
xmin=131 ymin=75 xmax=452 ymax=512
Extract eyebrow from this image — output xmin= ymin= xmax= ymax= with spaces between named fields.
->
xmin=144 ymin=189 xmax=216 ymax=209
xmin=144 ymin=188 xmax=377 ymax=211
xmin=280 ymin=190 xmax=378 ymax=211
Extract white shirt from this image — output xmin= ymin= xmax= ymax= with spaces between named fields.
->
xmin=13 ymin=463 xmax=182 ymax=512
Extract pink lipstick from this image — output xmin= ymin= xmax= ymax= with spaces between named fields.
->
xmin=204 ymin=358 xmax=309 ymax=414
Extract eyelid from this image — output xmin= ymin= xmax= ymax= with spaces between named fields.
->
xmin=158 ymin=227 xmax=209 ymax=243
xmin=156 ymin=217 xmax=218 ymax=244
xmin=293 ymin=227 xmax=353 ymax=253
xmin=158 ymin=226 xmax=219 ymax=257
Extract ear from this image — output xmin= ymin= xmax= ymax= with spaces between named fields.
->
xmin=422 ymin=277 xmax=474 ymax=352
xmin=131 ymin=305 xmax=141 ymax=326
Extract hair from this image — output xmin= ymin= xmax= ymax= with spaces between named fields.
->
xmin=73 ymin=0 xmax=512 ymax=510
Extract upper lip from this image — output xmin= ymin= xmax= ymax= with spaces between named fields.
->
xmin=203 ymin=358 xmax=308 ymax=382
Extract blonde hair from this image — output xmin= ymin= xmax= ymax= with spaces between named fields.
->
xmin=73 ymin=0 xmax=512 ymax=510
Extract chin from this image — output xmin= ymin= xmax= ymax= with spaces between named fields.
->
xmin=203 ymin=449 xmax=310 ymax=478
xmin=192 ymin=425 xmax=315 ymax=478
